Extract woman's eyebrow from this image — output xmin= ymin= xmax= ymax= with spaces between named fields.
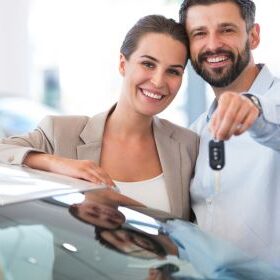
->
xmin=140 ymin=55 xmax=184 ymax=69
xmin=140 ymin=55 xmax=158 ymax=61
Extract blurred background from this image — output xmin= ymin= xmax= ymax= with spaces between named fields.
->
xmin=0 ymin=0 xmax=279 ymax=137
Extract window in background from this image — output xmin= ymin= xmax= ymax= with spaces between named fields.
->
xmin=28 ymin=0 xmax=194 ymax=126
xmin=1 ymin=0 xmax=279 ymax=133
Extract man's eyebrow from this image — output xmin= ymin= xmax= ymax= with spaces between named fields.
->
xmin=219 ymin=22 xmax=239 ymax=29
xmin=140 ymin=55 xmax=185 ymax=70
xmin=189 ymin=22 xmax=239 ymax=34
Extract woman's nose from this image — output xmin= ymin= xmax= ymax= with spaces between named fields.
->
xmin=151 ymin=71 xmax=165 ymax=88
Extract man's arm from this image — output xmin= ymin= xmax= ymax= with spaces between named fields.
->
xmin=247 ymin=94 xmax=280 ymax=150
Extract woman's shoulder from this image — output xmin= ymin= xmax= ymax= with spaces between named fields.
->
xmin=37 ymin=111 xmax=108 ymax=141
xmin=38 ymin=115 xmax=90 ymax=133
xmin=155 ymin=117 xmax=199 ymax=142
xmin=155 ymin=117 xmax=200 ymax=164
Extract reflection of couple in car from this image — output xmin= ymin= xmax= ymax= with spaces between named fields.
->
xmin=69 ymin=191 xmax=178 ymax=261
xmin=69 ymin=192 xmax=182 ymax=280
xmin=69 ymin=188 xmax=280 ymax=280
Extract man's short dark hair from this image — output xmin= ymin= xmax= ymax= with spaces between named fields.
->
xmin=179 ymin=0 xmax=256 ymax=32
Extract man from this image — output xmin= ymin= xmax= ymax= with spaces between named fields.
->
xmin=179 ymin=0 xmax=280 ymax=261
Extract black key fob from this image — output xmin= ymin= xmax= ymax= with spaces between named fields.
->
xmin=209 ymin=140 xmax=225 ymax=170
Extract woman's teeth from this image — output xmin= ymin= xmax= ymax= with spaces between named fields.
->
xmin=142 ymin=89 xmax=162 ymax=100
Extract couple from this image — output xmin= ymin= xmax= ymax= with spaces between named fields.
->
xmin=1 ymin=0 xmax=280 ymax=258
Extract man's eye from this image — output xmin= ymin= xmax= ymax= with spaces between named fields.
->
xmin=142 ymin=61 xmax=155 ymax=68
xmin=192 ymin=31 xmax=206 ymax=38
xmin=223 ymin=28 xmax=234 ymax=33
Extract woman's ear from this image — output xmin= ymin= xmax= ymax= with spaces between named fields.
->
xmin=119 ymin=53 xmax=126 ymax=76
xmin=249 ymin=23 xmax=260 ymax=50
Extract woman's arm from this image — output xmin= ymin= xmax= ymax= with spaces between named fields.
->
xmin=24 ymin=152 xmax=115 ymax=186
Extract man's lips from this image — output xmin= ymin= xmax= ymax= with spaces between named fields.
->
xmin=206 ymin=55 xmax=228 ymax=63
xmin=198 ymin=50 xmax=234 ymax=66
xmin=206 ymin=56 xmax=231 ymax=69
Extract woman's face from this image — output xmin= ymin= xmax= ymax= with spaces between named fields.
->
xmin=119 ymin=33 xmax=187 ymax=117
xmin=70 ymin=201 xmax=125 ymax=229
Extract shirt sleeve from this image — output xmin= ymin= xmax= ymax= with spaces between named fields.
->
xmin=248 ymin=88 xmax=280 ymax=151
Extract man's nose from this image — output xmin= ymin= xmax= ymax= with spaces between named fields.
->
xmin=206 ymin=32 xmax=224 ymax=51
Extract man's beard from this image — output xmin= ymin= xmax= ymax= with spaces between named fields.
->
xmin=191 ymin=40 xmax=251 ymax=88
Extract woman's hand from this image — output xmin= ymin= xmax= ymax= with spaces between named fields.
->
xmin=23 ymin=152 xmax=115 ymax=187
xmin=85 ymin=188 xmax=146 ymax=208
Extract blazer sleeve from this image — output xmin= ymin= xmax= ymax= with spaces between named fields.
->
xmin=0 ymin=116 xmax=55 ymax=165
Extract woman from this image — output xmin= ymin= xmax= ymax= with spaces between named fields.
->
xmin=0 ymin=15 xmax=199 ymax=219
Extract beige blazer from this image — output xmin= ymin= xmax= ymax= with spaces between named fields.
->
xmin=0 ymin=108 xmax=199 ymax=219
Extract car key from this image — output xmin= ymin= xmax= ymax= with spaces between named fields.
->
xmin=209 ymin=140 xmax=225 ymax=170
xmin=209 ymin=140 xmax=225 ymax=193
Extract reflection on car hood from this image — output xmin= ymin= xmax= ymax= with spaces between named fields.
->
xmin=0 ymin=176 xmax=280 ymax=279
xmin=0 ymin=163 xmax=105 ymax=206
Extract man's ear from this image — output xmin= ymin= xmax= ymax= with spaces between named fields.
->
xmin=119 ymin=53 xmax=126 ymax=76
xmin=249 ymin=23 xmax=260 ymax=50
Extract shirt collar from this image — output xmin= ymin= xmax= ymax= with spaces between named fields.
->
xmin=248 ymin=64 xmax=275 ymax=95
xmin=206 ymin=99 xmax=218 ymax=122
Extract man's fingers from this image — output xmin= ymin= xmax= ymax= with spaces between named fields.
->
xmin=210 ymin=93 xmax=240 ymax=139
xmin=211 ymin=92 xmax=260 ymax=140
xmin=224 ymin=101 xmax=252 ymax=138
xmin=234 ymin=107 xmax=259 ymax=135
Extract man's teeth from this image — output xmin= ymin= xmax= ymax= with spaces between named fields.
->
xmin=207 ymin=56 xmax=227 ymax=63
xmin=142 ymin=90 xmax=162 ymax=100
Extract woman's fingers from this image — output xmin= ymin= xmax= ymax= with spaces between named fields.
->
xmin=77 ymin=160 xmax=115 ymax=186
xmin=48 ymin=157 xmax=114 ymax=187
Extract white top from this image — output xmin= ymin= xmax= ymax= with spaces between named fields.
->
xmin=114 ymin=173 xmax=171 ymax=213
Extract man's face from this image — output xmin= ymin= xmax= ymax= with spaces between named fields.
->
xmin=185 ymin=2 xmax=255 ymax=87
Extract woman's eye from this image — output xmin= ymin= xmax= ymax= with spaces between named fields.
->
xmin=168 ymin=69 xmax=181 ymax=76
xmin=142 ymin=61 xmax=155 ymax=69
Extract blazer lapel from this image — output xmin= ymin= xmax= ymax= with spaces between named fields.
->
xmin=77 ymin=107 xmax=114 ymax=163
xmin=153 ymin=118 xmax=183 ymax=217
xmin=77 ymin=142 xmax=102 ymax=163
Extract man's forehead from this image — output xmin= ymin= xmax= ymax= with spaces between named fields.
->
xmin=185 ymin=2 xmax=244 ymax=28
